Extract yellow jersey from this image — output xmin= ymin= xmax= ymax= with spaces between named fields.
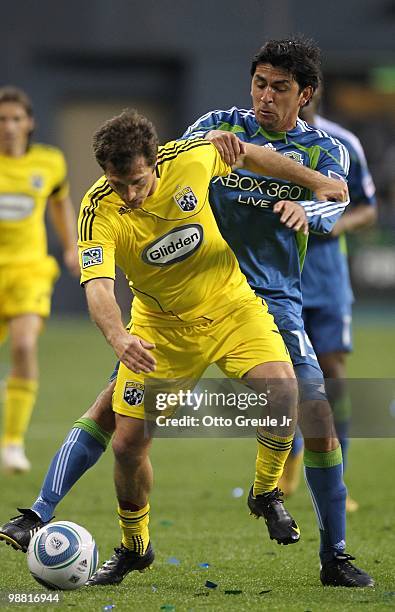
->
xmin=78 ymin=139 xmax=255 ymax=327
xmin=0 ymin=144 xmax=69 ymax=266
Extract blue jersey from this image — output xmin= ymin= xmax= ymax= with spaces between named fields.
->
xmin=302 ymin=116 xmax=377 ymax=308
xmin=182 ymin=107 xmax=350 ymax=329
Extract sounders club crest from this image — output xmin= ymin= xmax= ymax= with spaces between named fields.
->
xmin=282 ymin=151 xmax=304 ymax=164
xmin=174 ymin=186 xmax=198 ymax=211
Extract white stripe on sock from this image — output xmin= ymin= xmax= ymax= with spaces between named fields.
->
xmin=303 ymin=467 xmax=325 ymax=530
xmin=55 ymin=430 xmax=81 ymax=495
xmin=52 ymin=429 xmax=80 ymax=495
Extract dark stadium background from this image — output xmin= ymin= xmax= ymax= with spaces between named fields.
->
xmin=0 ymin=0 xmax=393 ymax=316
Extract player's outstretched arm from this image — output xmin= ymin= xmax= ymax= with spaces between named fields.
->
xmin=48 ymin=195 xmax=80 ymax=277
xmin=205 ymin=130 xmax=348 ymax=203
xmin=85 ymin=278 xmax=156 ymax=374
xmin=237 ymin=142 xmax=349 ymax=203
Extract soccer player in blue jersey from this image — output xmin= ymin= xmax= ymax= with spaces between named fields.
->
xmin=180 ymin=38 xmax=373 ymax=587
xmin=293 ymin=85 xmax=377 ymax=511
xmin=0 ymin=39 xmax=374 ymax=588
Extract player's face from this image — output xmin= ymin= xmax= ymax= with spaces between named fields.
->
xmin=251 ymin=64 xmax=312 ymax=132
xmin=105 ymin=156 xmax=158 ymax=210
xmin=0 ymin=102 xmax=34 ymax=155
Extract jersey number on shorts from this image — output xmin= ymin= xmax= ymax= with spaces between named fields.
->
xmin=290 ymin=330 xmax=318 ymax=361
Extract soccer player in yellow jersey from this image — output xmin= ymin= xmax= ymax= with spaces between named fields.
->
xmin=0 ymin=107 xmax=346 ymax=575
xmin=71 ymin=108 xmax=346 ymax=585
xmin=0 ymin=87 xmax=79 ymax=473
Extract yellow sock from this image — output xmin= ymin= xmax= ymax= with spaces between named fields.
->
xmin=254 ymin=431 xmax=294 ymax=495
xmin=118 ymin=503 xmax=150 ymax=554
xmin=2 ymin=377 xmax=38 ymax=446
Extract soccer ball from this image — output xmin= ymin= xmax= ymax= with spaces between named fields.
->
xmin=27 ymin=521 xmax=98 ymax=590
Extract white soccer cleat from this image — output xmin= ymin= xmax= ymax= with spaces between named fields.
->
xmin=1 ymin=445 xmax=31 ymax=473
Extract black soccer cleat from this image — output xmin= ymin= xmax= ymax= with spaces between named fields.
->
xmin=320 ymin=552 xmax=375 ymax=588
xmin=0 ymin=509 xmax=47 ymax=552
xmin=86 ymin=542 xmax=155 ymax=586
xmin=248 ymin=486 xmax=300 ymax=545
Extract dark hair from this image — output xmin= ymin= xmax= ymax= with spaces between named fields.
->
xmin=0 ymin=86 xmax=33 ymax=116
xmin=250 ymin=37 xmax=321 ymax=93
xmin=93 ymin=108 xmax=158 ymax=174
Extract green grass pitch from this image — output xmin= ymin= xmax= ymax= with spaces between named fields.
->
xmin=0 ymin=316 xmax=394 ymax=611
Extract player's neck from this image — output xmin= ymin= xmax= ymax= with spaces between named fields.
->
xmin=0 ymin=142 xmax=28 ymax=157
xmin=300 ymin=110 xmax=316 ymax=125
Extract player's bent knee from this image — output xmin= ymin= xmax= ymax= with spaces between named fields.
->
xmin=245 ymin=361 xmax=295 ymax=380
xmin=112 ymin=436 xmax=151 ymax=464
xmin=11 ymin=338 xmax=37 ymax=362
xmin=299 ymin=400 xmax=338 ymax=440
xmin=84 ymin=382 xmax=116 ymax=432
xmin=112 ymin=419 xmax=152 ymax=462
xmin=304 ymin=437 xmax=339 ymax=453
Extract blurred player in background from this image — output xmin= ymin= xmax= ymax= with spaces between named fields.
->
xmin=0 ymin=87 xmax=79 ymax=473
xmin=281 ymin=83 xmax=377 ymax=510
xmin=0 ymin=108 xmax=348 ymax=587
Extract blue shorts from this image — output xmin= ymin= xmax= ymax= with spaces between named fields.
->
xmin=302 ymin=304 xmax=353 ymax=355
xmin=279 ymin=326 xmax=326 ymax=402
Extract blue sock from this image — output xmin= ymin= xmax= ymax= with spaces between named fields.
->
xmin=290 ymin=430 xmax=304 ymax=456
xmin=334 ymin=420 xmax=350 ymax=471
xmin=329 ymin=388 xmax=352 ymax=473
xmin=31 ymin=418 xmax=111 ymax=522
xmin=304 ymin=447 xmax=347 ymax=564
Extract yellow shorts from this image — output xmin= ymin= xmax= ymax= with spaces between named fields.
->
xmin=113 ymin=295 xmax=291 ymax=419
xmin=0 ymin=256 xmax=59 ymax=343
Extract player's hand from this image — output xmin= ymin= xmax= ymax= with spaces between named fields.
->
xmin=314 ymin=177 xmax=349 ymax=202
xmin=273 ymin=200 xmax=308 ymax=235
xmin=63 ymin=247 xmax=80 ymax=277
xmin=205 ymin=130 xmax=246 ymax=166
xmin=113 ymin=334 xmax=157 ymax=374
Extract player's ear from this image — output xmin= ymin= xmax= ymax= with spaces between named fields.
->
xmin=300 ymin=86 xmax=313 ymax=108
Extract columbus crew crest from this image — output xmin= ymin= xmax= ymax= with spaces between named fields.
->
xmin=174 ymin=186 xmax=198 ymax=211
xmin=123 ymin=381 xmax=145 ymax=406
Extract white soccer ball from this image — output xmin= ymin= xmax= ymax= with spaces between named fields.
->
xmin=27 ymin=521 xmax=98 ymax=590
